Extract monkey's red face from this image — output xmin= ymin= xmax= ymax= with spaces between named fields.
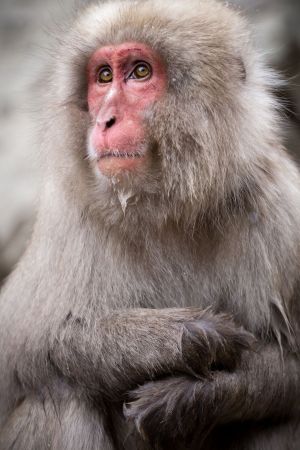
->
xmin=87 ymin=42 xmax=167 ymax=178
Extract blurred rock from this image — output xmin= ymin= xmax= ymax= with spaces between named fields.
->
xmin=232 ymin=0 xmax=300 ymax=160
xmin=0 ymin=0 xmax=75 ymax=283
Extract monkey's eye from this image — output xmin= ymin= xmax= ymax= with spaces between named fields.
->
xmin=97 ymin=66 xmax=113 ymax=83
xmin=130 ymin=62 xmax=152 ymax=80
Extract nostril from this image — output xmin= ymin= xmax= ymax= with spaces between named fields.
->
xmin=106 ymin=116 xmax=116 ymax=129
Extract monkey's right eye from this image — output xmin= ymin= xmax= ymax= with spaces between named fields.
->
xmin=97 ymin=66 xmax=113 ymax=83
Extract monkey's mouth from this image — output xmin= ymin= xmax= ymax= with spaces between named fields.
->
xmin=95 ymin=149 xmax=147 ymax=177
xmin=97 ymin=151 xmax=143 ymax=160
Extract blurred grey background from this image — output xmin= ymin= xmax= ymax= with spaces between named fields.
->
xmin=0 ymin=0 xmax=299 ymax=283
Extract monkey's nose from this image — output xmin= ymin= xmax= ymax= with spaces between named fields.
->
xmin=96 ymin=115 xmax=117 ymax=132
xmin=105 ymin=116 xmax=116 ymax=129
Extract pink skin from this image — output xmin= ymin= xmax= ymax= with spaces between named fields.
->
xmin=87 ymin=42 xmax=167 ymax=177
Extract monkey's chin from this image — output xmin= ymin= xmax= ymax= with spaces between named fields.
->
xmin=97 ymin=154 xmax=147 ymax=178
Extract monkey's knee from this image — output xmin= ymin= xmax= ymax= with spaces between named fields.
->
xmin=241 ymin=420 xmax=300 ymax=450
xmin=0 ymin=393 xmax=114 ymax=450
xmin=210 ymin=420 xmax=300 ymax=450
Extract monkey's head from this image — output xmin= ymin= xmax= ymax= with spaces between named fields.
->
xmin=46 ymin=0 xmax=280 ymax=229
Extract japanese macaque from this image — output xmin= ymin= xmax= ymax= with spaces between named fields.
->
xmin=0 ymin=0 xmax=299 ymax=449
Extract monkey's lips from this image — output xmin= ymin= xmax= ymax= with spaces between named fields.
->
xmin=97 ymin=151 xmax=143 ymax=160
xmin=96 ymin=150 xmax=146 ymax=176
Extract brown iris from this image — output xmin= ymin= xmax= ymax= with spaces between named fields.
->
xmin=131 ymin=63 xmax=151 ymax=80
xmin=97 ymin=66 xmax=113 ymax=83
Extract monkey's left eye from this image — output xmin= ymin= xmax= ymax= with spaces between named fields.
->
xmin=130 ymin=62 xmax=152 ymax=80
xmin=97 ymin=66 xmax=113 ymax=83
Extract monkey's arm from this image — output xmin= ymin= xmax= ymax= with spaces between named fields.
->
xmin=125 ymin=342 xmax=300 ymax=444
xmin=42 ymin=308 xmax=252 ymax=399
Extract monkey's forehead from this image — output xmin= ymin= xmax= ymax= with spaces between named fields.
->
xmin=70 ymin=0 xmax=250 ymax=58
xmin=52 ymin=0 xmax=258 ymax=109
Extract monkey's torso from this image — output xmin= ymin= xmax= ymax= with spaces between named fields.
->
xmin=0 ymin=0 xmax=300 ymax=448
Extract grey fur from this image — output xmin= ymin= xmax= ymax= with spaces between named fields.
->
xmin=0 ymin=0 xmax=299 ymax=449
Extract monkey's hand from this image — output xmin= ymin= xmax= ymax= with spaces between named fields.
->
xmin=124 ymin=344 xmax=300 ymax=446
xmin=50 ymin=308 xmax=253 ymax=398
